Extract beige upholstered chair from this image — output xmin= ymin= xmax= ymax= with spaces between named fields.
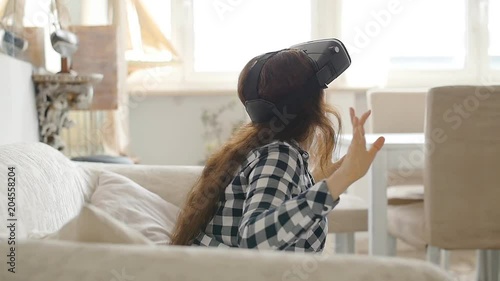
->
xmin=328 ymin=194 xmax=368 ymax=253
xmin=367 ymin=89 xmax=427 ymax=134
xmin=367 ymin=89 xmax=427 ymax=189
xmin=367 ymin=89 xmax=427 ymax=254
xmin=329 ymin=89 xmax=427 ymax=254
xmin=388 ymin=86 xmax=500 ymax=280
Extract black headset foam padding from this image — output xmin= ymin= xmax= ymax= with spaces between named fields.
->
xmin=242 ymin=51 xmax=279 ymax=101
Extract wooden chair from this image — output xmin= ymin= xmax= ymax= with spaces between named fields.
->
xmin=328 ymin=194 xmax=368 ymax=253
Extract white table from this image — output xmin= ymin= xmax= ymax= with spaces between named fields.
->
xmin=339 ymin=133 xmax=425 ymax=256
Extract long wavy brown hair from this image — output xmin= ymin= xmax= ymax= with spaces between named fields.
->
xmin=170 ymin=49 xmax=342 ymax=245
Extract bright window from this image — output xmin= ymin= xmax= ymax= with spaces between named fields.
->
xmin=126 ymin=0 xmax=500 ymax=90
xmin=192 ymin=0 xmax=311 ymax=73
xmin=341 ymin=0 xmax=467 ymax=71
xmin=489 ymin=0 xmax=500 ymax=68
xmin=141 ymin=0 xmax=171 ymax=39
xmin=23 ymin=0 xmax=51 ymax=27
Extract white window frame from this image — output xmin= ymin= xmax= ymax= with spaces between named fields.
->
xmin=161 ymin=0 xmax=334 ymax=91
xmin=384 ymin=0 xmax=500 ymax=88
xmin=129 ymin=0 xmax=500 ymax=93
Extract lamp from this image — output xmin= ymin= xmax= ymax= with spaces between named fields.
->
xmin=49 ymin=0 xmax=78 ymax=74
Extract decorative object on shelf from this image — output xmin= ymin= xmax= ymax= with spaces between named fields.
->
xmin=0 ymin=0 xmax=45 ymax=67
xmin=49 ymin=0 xmax=78 ymax=74
xmin=0 ymin=23 xmax=27 ymax=55
xmin=33 ymin=73 xmax=103 ymax=151
xmin=30 ymin=0 xmax=105 ymax=152
xmin=58 ymin=0 xmax=131 ymax=162
xmin=0 ymin=0 xmax=28 ymax=57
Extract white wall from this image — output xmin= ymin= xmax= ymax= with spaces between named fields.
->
xmin=0 ymin=54 xmax=39 ymax=145
xmin=129 ymin=92 xmax=358 ymax=165
xmin=128 ymin=91 xmax=370 ymax=201
xmin=129 ymin=94 xmax=247 ymax=165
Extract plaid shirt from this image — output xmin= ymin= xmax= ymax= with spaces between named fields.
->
xmin=193 ymin=140 xmax=339 ymax=252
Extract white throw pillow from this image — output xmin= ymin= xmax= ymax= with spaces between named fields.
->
xmin=45 ymin=204 xmax=152 ymax=244
xmin=91 ymin=171 xmax=180 ymax=245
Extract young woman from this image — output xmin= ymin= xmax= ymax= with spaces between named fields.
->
xmin=170 ymin=49 xmax=385 ymax=252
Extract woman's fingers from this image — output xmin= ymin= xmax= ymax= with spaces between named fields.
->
xmin=345 ymin=109 xmax=384 ymax=180
xmin=350 ymin=109 xmax=370 ymax=136
xmin=350 ymin=108 xmax=370 ymax=125
xmin=352 ymin=117 xmax=360 ymax=141
xmin=331 ymin=155 xmax=345 ymax=170
xmin=351 ymin=108 xmax=374 ymax=148
xmin=336 ymin=155 xmax=345 ymax=164
xmin=356 ymin=125 xmax=366 ymax=146
xmin=368 ymin=137 xmax=385 ymax=161
xmin=349 ymin=107 xmax=355 ymax=125
xmin=359 ymin=110 xmax=371 ymax=127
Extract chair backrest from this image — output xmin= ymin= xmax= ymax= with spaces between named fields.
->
xmin=424 ymin=85 xmax=500 ymax=249
xmin=367 ymin=89 xmax=427 ymax=133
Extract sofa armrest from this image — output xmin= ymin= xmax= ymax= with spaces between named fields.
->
xmin=77 ymin=163 xmax=203 ymax=207
xmin=0 ymin=240 xmax=453 ymax=281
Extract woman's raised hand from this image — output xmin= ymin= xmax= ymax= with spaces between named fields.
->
xmin=325 ymin=108 xmax=385 ymax=199
xmin=340 ymin=108 xmax=385 ymax=184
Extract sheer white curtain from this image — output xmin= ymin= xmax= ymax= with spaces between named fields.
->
xmin=74 ymin=0 xmax=131 ymax=157
xmin=105 ymin=0 xmax=130 ymax=157
xmin=79 ymin=0 xmax=178 ymax=159
xmin=77 ymin=0 xmax=178 ymax=159
xmin=117 ymin=0 xmax=179 ymax=73
xmin=0 ymin=0 xmax=26 ymax=32
xmin=0 ymin=0 xmax=8 ymax=22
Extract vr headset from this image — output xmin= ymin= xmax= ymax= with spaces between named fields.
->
xmin=243 ymin=38 xmax=351 ymax=123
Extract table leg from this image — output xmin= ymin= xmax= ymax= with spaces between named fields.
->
xmin=369 ymin=149 xmax=389 ymax=256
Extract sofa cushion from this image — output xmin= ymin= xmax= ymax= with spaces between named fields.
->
xmin=91 ymin=171 xmax=180 ymax=245
xmin=387 ymin=169 xmax=424 ymax=187
xmin=0 ymin=239 xmax=454 ymax=281
xmin=78 ymin=162 xmax=203 ymax=208
xmin=45 ymin=204 xmax=152 ymax=245
xmin=328 ymin=194 xmax=368 ymax=233
xmin=387 ymin=202 xmax=426 ymax=248
xmin=0 ymin=142 xmax=97 ymax=239
xmin=387 ymin=185 xmax=424 ymax=205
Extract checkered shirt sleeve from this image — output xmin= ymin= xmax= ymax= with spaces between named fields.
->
xmin=238 ymin=144 xmax=339 ymax=250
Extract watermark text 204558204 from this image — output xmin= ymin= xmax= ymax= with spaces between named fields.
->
xmin=6 ymin=166 xmax=17 ymax=274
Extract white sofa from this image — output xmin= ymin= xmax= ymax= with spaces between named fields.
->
xmin=0 ymin=142 xmax=453 ymax=281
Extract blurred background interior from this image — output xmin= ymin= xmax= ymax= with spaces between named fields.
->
xmin=1 ymin=0 xmax=498 ymax=165
xmin=1 ymin=1 xmax=499 ymax=279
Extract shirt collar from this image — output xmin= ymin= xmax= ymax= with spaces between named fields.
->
xmin=289 ymin=139 xmax=310 ymax=161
